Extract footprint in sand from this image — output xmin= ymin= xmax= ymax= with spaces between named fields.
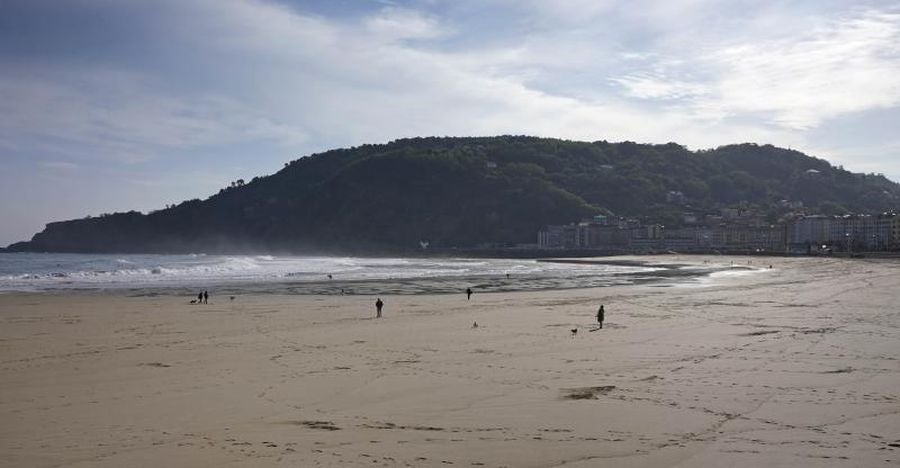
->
xmin=560 ymin=385 xmax=616 ymax=400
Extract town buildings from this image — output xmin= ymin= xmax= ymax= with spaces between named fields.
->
xmin=537 ymin=212 xmax=900 ymax=253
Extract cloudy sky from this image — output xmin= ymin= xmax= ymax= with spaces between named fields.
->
xmin=2 ymin=0 xmax=899 ymax=246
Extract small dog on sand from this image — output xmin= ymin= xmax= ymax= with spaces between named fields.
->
xmin=190 ymin=299 xmax=197 ymax=304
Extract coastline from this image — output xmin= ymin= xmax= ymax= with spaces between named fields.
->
xmin=0 ymin=254 xmax=747 ymax=296
xmin=1 ymin=255 xmax=899 ymax=467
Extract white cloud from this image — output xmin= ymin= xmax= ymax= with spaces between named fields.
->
xmin=185 ymin=0 xmax=340 ymax=56
xmin=611 ymin=72 xmax=707 ymax=100
xmin=708 ymin=9 xmax=900 ymax=129
xmin=2 ymin=0 xmax=899 ymax=174
xmin=489 ymin=0 xmax=618 ymax=26
xmin=364 ymin=7 xmax=450 ymax=41
xmin=609 ymin=8 xmax=900 ymax=130
xmin=166 ymin=1 xmax=731 ymax=148
xmin=0 ymin=66 xmax=306 ymax=163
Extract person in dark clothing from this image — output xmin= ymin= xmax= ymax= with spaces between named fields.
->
xmin=197 ymin=292 xmax=203 ymax=304
xmin=597 ymin=305 xmax=605 ymax=329
xmin=466 ymin=287 xmax=473 ymax=300
xmin=203 ymin=291 xmax=209 ymax=304
xmin=375 ymin=298 xmax=384 ymax=318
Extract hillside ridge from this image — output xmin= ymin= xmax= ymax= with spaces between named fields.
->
xmin=8 ymin=136 xmax=900 ymax=253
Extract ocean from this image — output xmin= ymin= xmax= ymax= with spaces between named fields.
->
xmin=0 ymin=253 xmax=755 ymax=295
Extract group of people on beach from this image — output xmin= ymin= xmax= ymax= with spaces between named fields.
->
xmin=192 ymin=291 xmax=208 ymax=304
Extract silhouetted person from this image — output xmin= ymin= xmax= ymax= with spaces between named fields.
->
xmin=197 ymin=292 xmax=203 ymax=304
xmin=506 ymin=273 xmax=510 ymax=279
xmin=203 ymin=290 xmax=209 ymax=304
xmin=597 ymin=305 xmax=605 ymax=329
xmin=466 ymin=287 xmax=473 ymax=300
xmin=375 ymin=297 xmax=384 ymax=318
xmin=328 ymin=274 xmax=333 ymax=280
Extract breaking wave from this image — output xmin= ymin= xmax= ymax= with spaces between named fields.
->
xmin=0 ymin=252 xmax=752 ymax=294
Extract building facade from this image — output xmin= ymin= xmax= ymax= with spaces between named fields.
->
xmin=538 ymin=212 xmax=898 ymax=252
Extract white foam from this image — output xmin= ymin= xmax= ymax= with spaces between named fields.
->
xmin=0 ymin=253 xmax=664 ymax=292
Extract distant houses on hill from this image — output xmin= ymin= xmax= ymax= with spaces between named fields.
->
xmin=538 ymin=211 xmax=900 ymax=254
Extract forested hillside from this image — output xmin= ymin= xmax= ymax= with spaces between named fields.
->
xmin=8 ymin=136 xmax=900 ymax=253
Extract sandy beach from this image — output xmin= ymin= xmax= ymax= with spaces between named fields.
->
xmin=1 ymin=255 xmax=899 ymax=467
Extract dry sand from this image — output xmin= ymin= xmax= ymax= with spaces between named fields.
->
xmin=1 ymin=255 xmax=899 ymax=467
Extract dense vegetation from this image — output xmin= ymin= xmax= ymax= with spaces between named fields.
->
xmin=9 ymin=136 xmax=900 ymax=253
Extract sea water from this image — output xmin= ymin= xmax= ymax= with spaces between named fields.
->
xmin=0 ymin=252 xmax=748 ymax=294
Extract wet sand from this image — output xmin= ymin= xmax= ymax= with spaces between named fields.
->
xmin=1 ymin=255 xmax=899 ymax=467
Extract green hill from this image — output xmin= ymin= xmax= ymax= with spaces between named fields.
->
xmin=8 ymin=136 xmax=900 ymax=253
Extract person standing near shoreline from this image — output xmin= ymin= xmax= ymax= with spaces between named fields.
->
xmin=597 ymin=305 xmax=605 ymax=329
xmin=466 ymin=287 xmax=473 ymax=300
xmin=375 ymin=298 xmax=384 ymax=318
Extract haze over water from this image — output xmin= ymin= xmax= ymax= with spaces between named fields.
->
xmin=0 ymin=253 xmax=753 ymax=295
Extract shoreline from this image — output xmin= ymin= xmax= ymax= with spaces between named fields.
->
xmin=6 ymin=246 xmax=900 ymax=259
xmin=2 ymin=255 xmax=899 ymax=467
xmin=0 ymin=254 xmax=763 ymax=296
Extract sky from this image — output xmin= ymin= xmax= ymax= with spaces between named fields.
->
xmin=2 ymin=0 xmax=899 ymax=246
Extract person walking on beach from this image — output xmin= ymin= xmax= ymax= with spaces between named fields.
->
xmin=203 ymin=290 xmax=209 ymax=304
xmin=375 ymin=298 xmax=384 ymax=318
xmin=197 ymin=291 xmax=203 ymax=304
xmin=466 ymin=287 xmax=473 ymax=300
xmin=596 ymin=305 xmax=605 ymax=329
